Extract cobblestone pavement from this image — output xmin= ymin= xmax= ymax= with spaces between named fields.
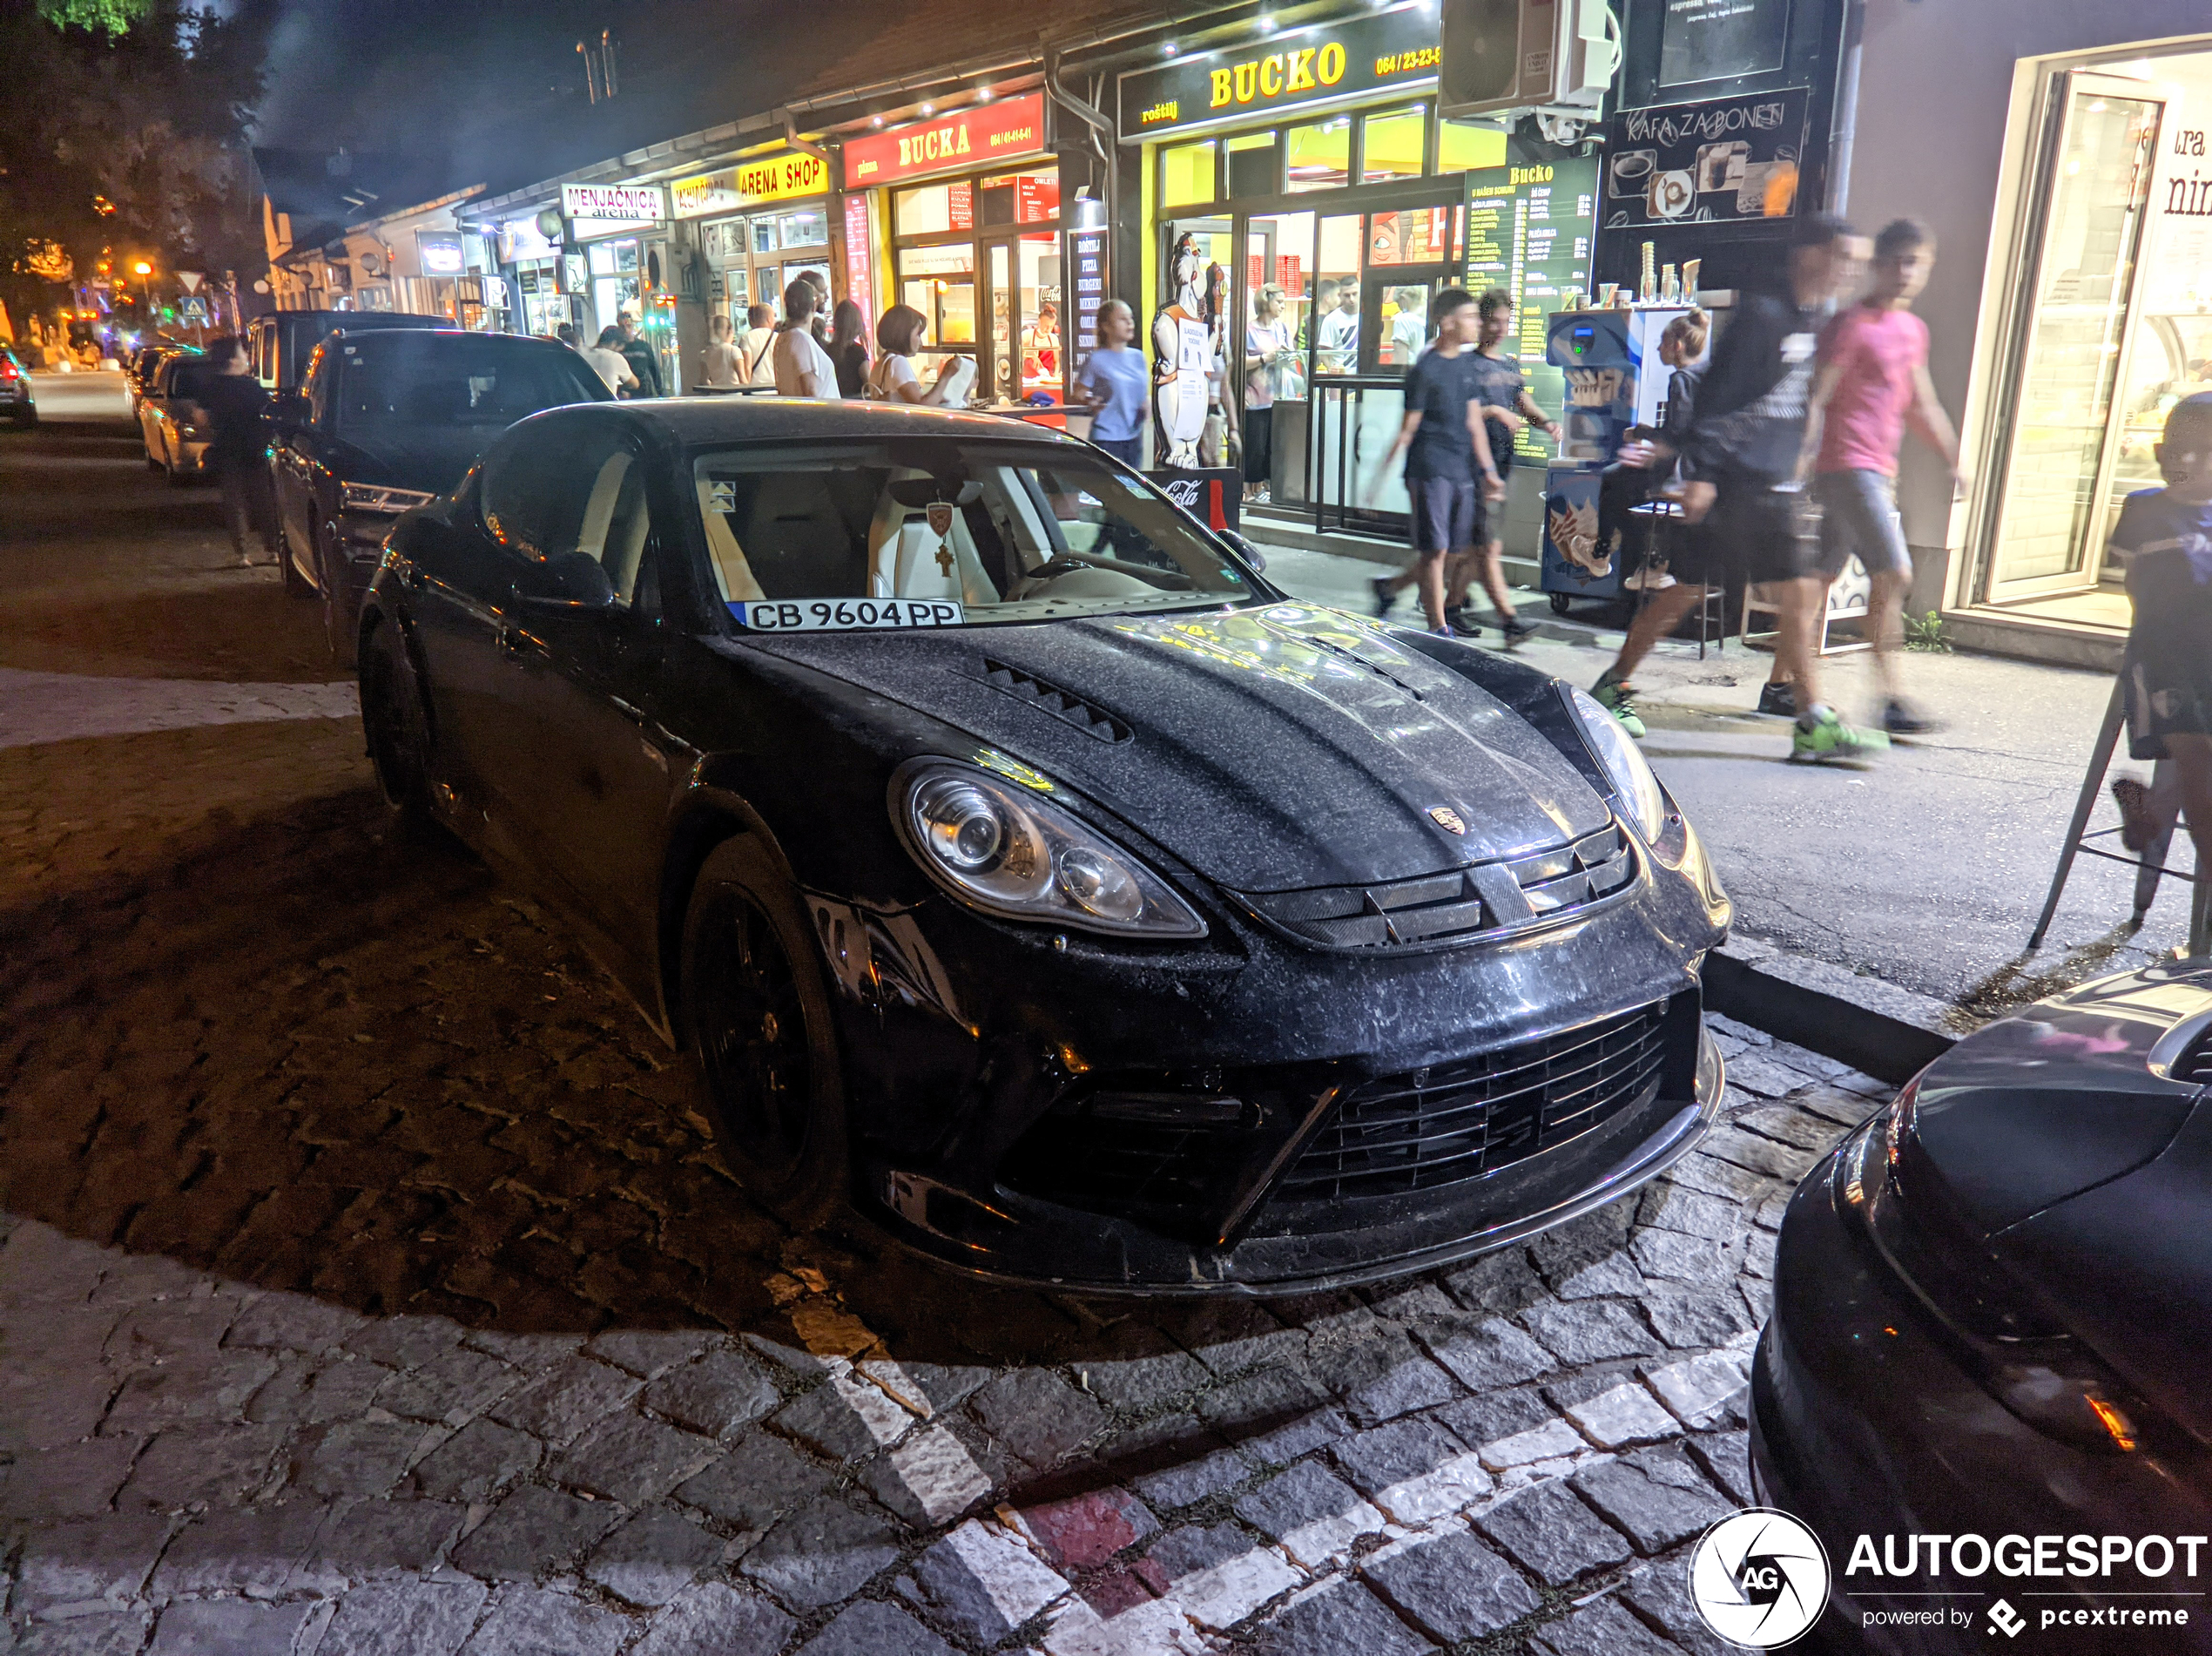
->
xmin=1 ymin=414 xmax=1894 ymax=1654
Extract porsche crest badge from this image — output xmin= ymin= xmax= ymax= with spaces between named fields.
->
xmin=1428 ymin=806 xmax=1467 ymax=835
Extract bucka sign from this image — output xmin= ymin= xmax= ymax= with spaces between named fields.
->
xmin=843 ymin=92 xmax=1047 ymax=189
xmin=561 ymin=183 xmax=664 ymax=225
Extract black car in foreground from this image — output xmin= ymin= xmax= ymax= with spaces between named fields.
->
xmin=274 ymin=328 xmax=607 ymax=662
xmin=357 ymin=398 xmax=1731 ymax=1294
xmin=1755 ymin=962 xmax=2212 ymax=1653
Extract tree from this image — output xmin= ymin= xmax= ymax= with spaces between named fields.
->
xmin=0 ymin=0 xmax=274 ymax=332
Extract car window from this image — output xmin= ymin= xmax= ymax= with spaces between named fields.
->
xmin=332 ymin=339 xmax=604 ymax=432
xmin=170 ymin=361 xmax=225 ymax=402
xmin=482 ymin=419 xmax=648 ymax=609
xmin=690 ymin=439 xmax=1257 ymax=625
xmin=304 ymin=348 xmax=334 ymax=426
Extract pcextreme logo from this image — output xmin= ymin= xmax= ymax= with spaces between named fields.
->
xmin=1688 ymin=1509 xmax=1831 ymax=1647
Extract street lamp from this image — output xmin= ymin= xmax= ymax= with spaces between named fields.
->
xmin=133 ymin=261 xmax=152 ymax=276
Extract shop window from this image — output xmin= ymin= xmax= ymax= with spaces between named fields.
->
xmin=1226 ymin=132 xmax=1281 ymax=199
xmin=1286 ymin=118 xmax=1351 ymax=193
xmin=1378 ymin=282 xmax=1434 ymax=369
xmin=896 ymin=183 xmax=974 ymax=236
xmin=1162 ymin=141 xmax=1217 ymax=208
xmin=778 ymin=209 xmax=826 ymax=247
xmin=1439 ymin=118 xmax=1507 ymax=175
xmin=751 ymin=218 xmax=778 ymax=254
xmin=1312 ymin=215 xmax=1360 ymax=375
xmin=1368 ymin=207 xmax=1452 ymax=266
xmin=1362 ymin=107 xmax=1426 ymax=184
xmin=900 ymin=241 xmax=976 ymax=347
xmin=980 ymin=170 xmax=1060 ymax=227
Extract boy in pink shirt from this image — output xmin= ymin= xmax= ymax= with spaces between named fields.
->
xmin=1789 ymin=218 xmax=1961 ymax=733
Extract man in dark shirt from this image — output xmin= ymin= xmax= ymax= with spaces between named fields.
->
xmin=199 ymin=339 xmax=273 ymax=564
xmin=1445 ymin=287 xmax=1559 ymax=639
xmin=1588 ymin=214 xmax=1881 ymax=762
xmin=1365 ymin=289 xmax=1503 ymax=634
xmin=617 ymin=314 xmax=664 ymax=397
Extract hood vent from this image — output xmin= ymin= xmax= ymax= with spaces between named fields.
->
xmin=2178 ymin=1031 xmax=2212 ymax=1085
xmin=974 ymin=659 xmax=1132 ymax=744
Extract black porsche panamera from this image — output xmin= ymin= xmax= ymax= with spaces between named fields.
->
xmin=355 ymin=398 xmax=1732 ymax=1293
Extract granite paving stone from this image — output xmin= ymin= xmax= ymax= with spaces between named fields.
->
xmin=671 ymin=1428 xmax=831 ymax=1530
xmin=1420 ymin=1318 xmax=1558 ymax=1390
xmin=287 ymin=1416 xmax=427 ymax=1498
xmin=1572 ymin=1444 xmax=1735 ymax=1554
xmin=1251 ymin=1576 xmax=1439 ymax=1656
xmin=584 ymin=1506 xmax=725 ymax=1608
xmin=631 ymin=1580 xmax=798 ymax=1656
xmin=795 ymin=1599 xmax=960 ymax=1656
xmin=1522 ymin=1298 xmax=1664 ymax=1365
xmin=143 ymin=1596 xmax=315 ymax=1656
xmin=1567 ymin=1381 xmax=1683 ymax=1450
xmin=409 ymin=1416 xmax=543 ymax=1502
xmin=1687 ymin=1428 xmax=1754 ymax=1505
xmin=771 ymin=1366 xmax=914 ymax=1462
xmin=309 ymin=1497 xmax=468 ymax=1578
xmin=968 ymin=1369 xmax=1108 ymax=1470
xmin=448 ymin=1484 xmax=624 ymax=1581
xmin=641 ymin=1344 xmax=780 ymax=1438
xmin=1621 ymin=1559 xmax=1739 ymax=1656
xmin=12 ymin=1515 xmax=175 ymax=1614
xmin=375 ymin=1345 xmax=523 ymax=1424
xmin=1019 ymin=1485 xmax=1160 ymax=1571
xmin=1360 ymin=1527 xmax=1542 ymax=1642
xmin=737 ymin=1494 xmax=901 ymax=1609
xmin=866 ymin=1420 xmax=995 ymax=1525
xmin=584 ymin=1328 xmax=720 ymax=1379
xmin=913 ymin=1517 xmax=1071 ymax=1644
xmin=147 ymin=1500 xmax=334 ymax=1597
xmin=550 ymin=1411 xmax=722 ymax=1505
xmin=1 ymin=1436 xmax=141 ymax=1518
xmin=458 ymin=1585 xmax=633 ymax=1655
xmin=317 ymin=1579 xmax=489 ymax=1656
xmin=489 ymin=1356 xmax=643 ymax=1445
xmin=1528 ymin=1592 xmax=1688 ymax=1656
xmin=1233 ymin=1460 xmax=1386 ymax=1567
xmin=12 ymin=1611 xmax=156 ymax=1656
xmin=1474 ymin=1480 xmax=1635 ymax=1585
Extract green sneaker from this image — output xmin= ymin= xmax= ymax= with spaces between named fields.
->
xmin=1592 ymin=680 xmax=1647 ymax=740
xmin=1790 ymin=709 xmax=1891 ymax=764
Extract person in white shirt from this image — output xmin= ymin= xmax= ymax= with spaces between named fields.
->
xmin=1316 ymin=282 xmax=1359 ymax=374
xmin=583 ymin=326 xmax=638 ymax=395
xmin=699 ymin=313 xmax=744 ymax=389
xmin=867 ymin=305 xmax=967 ymax=405
xmin=738 ymin=304 xmax=778 ymax=386
xmin=772 ymin=278 xmax=840 ymax=400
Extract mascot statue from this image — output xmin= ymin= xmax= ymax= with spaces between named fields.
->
xmin=1152 ymin=233 xmax=1211 ymax=470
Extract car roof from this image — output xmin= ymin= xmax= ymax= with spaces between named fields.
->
xmin=329 ymin=328 xmax=566 ymax=354
xmin=565 ymin=396 xmax=1082 ymax=450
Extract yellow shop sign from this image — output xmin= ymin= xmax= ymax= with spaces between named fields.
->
xmin=671 ymin=150 xmax=830 ymax=220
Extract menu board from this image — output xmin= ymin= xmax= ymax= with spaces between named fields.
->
xmin=1464 ymin=158 xmax=1599 ymax=463
xmin=1069 ymin=228 xmax=1109 ymax=358
xmin=1602 ymin=88 xmax=1809 ymax=228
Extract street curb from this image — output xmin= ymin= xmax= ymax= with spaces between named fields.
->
xmin=1706 ymin=936 xmax=1959 ymax=1085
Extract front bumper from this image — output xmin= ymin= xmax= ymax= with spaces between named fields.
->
xmin=817 ymin=855 xmax=1728 ymax=1294
xmin=1751 ymin=1125 xmax=2212 ymax=1653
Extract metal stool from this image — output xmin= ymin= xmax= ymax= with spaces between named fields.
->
xmin=1627 ymin=499 xmax=1725 ymax=660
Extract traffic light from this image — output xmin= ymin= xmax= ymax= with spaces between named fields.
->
xmin=1440 ymin=0 xmax=1620 ymax=118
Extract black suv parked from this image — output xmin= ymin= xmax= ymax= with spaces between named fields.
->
xmin=272 ymin=328 xmax=608 ymax=661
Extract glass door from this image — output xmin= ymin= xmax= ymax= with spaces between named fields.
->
xmin=1240 ymin=211 xmax=1314 ymax=504
xmin=1984 ymin=74 xmax=2165 ymax=604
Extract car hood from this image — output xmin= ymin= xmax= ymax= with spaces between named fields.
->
xmin=1911 ymin=964 xmax=2212 ymax=1440
xmin=745 ymin=601 xmax=1613 ymax=891
xmin=330 ymin=428 xmax=498 ymax=495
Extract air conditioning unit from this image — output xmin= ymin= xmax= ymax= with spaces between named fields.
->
xmin=1440 ymin=0 xmax=1620 ymax=118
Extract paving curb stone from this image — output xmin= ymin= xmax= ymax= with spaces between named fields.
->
xmin=1705 ymin=934 xmax=1959 ymax=1084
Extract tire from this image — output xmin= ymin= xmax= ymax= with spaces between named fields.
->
xmin=1549 ymin=592 xmax=1573 ymax=615
xmin=359 ymin=619 xmax=435 ymax=835
xmin=165 ymin=450 xmax=192 ymax=487
xmin=280 ymin=531 xmax=312 ymax=598
xmin=318 ymin=528 xmax=358 ymax=668
xmin=681 ymin=836 xmax=849 ymax=1227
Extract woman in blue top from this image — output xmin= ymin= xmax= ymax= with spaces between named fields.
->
xmin=1074 ymin=301 xmax=1150 ymax=469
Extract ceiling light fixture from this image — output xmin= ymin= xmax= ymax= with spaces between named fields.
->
xmin=921 ymin=101 xmax=934 ymax=115
xmin=1163 ymin=40 xmax=1177 ymax=57
xmin=1258 ymin=12 xmax=1276 ymax=30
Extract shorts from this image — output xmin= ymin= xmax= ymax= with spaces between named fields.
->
xmin=1813 ymin=469 xmax=1912 ymax=579
xmin=2125 ymin=555 xmax=2212 ymax=750
xmin=1407 ymin=477 xmax=1484 ymax=555
xmin=1669 ymin=481 xmax=1817 ymax=590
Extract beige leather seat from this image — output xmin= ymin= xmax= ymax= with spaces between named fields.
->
xmin=866 ymin=490 xmax=998 ymax=605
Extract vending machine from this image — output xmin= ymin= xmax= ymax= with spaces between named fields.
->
xmin=1539 ymin=307 xmax=1698 ymax=605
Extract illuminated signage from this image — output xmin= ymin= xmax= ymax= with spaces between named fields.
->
xmin=671 ymin=150 xmax=831 ymax=219
xmin=843 ymin=92 xmax=1047 ymax=189
xmin=415 ymin=231 xmax=464 ymax=276
xmin=1116 ymin=10 xmax=1439 ymax=140
xmin=560 ymin=183 xmax=664 ymax=225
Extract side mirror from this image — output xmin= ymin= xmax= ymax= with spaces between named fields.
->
xmin=1224 ymin=531 xmax=1267 ymax=574
xmin=269 ymin=390 xmax=309 ymax=428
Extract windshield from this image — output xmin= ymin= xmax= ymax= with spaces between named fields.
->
xmin=691 ymin=439 xmax=1259 ymax=629
xmin=334 ymin=341 xmax=604 ymax=432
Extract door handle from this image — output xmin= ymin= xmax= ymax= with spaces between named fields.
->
xmin=496 ymin=623 xmax=546 ymax=661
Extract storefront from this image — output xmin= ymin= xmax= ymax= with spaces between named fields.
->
xmin=673 ymin=149 xmax=835 ymax=328
xmin=843 ymin=93 xmax=1068 ymax=406
xmin=560 ymin=183 xmax=681 ymax=390
xmin=1109 ymin=3 xmax=1594 ymax=537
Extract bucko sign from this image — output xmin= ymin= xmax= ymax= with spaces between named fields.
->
xmin=1688 ymin=1508 xmax=1831 ymax=1647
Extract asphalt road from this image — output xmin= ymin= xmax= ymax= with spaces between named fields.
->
xmin=1263 ymin=543 xmax=2191 ymax=1018
xmin=0 ymin=392 xmax=1870 ymax=1654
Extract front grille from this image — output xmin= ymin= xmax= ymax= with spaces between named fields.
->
xmin=1273 ymin=1002 xmax=1670 ymax=1202
xmin=1234 ymin=824 xmax=1635 ymax=950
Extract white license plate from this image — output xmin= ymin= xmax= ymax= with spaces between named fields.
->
xmin=732 ymin=598 xmax=965 ymax=632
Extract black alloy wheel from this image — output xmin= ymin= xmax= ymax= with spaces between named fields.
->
xmin=360 ymin=621 xmax=435 ymax=833
xmin=680 ymin=837 xmax=848 ymax=1227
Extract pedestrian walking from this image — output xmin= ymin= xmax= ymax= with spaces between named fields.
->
xmin=739 ymin=304 xmax=778 ymax=387
xmin=1783 ymin=217 xmax=1963 ymax=733
xmin=867 ymin=305 xmax=968 ymax=406
xmin=772 ymin=278 xmax=841 ymax=400
xmin=1071 ymin=300 xmax=1149 ymax=468
xmin=1587 ymin=214 xmax=1878 ymax=761
xmin=1443 ymin=287 xmax=1558 ymax=641
xmin=1243 ymin=285 xmax=1291 ymax=502
xmin=583 ymin=326 xmax=639 ymax=395
xmin=616 ymin=314 xmax=663 ymax=397
xmin=199 ymin=338 xmax=272 ymax=566
xmin=1364 ymin=288 xmax=1504 ymax=635
xmin=699 ymin=313 xmax=745 ymax=389
xmin=829 ymin=300 xmax=871 ymax=399
xmin=2107 ymin=393 xmax=2212 ymax=895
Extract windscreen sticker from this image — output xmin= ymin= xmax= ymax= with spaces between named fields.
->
xmin=731 ymin=598 xmax=965 ymax=632
xmin=708 ymin=481 xmax=737 ymax=513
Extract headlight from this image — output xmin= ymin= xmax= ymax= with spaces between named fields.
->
xmin=894 ymin=761 xmax=1206 ymax=940
xmin=342 ymin=483 xmax=436 ymax=515
xmin=179 ymin=422 xmax=199 ymax=437
xmin=1563 ymin=685 xmax=1668 ymax=843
